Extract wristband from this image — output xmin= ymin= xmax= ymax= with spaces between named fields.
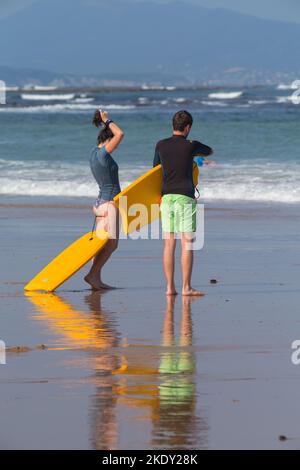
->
xmin=104 ymin=119 xmax=113 ymax=127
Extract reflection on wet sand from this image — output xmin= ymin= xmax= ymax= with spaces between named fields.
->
xmin=84 ymin=292 xmax=120 ymax=450
xmin=26 ymin=292 xmax=207 ymax=450
xmin=152 ymin=297 xmax=205 ymax=449
xmin=25 ymin=291 xmax=120 ymax=350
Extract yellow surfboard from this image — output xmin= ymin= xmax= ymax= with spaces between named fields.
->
xmin=25 ymin=164 xmax=199 ymax=292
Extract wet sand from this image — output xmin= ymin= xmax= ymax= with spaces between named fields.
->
xmin=0 ymin=203 xmax=300 ymax=450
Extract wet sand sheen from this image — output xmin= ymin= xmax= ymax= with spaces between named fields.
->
xmin=0 ymin=204 xmax=300 ymax=449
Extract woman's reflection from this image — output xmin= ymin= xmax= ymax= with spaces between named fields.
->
xmin=27 ymin=292 xmax=207 ymax=449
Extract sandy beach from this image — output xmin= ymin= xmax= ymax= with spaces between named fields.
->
xmin=0 ymin=202 xmax=299 ymax=449
xmin=1 ymin=0 xmax=300 ymax=454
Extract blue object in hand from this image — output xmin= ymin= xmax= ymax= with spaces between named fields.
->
xmin=195 ymin=157 xmax=205 ymax=166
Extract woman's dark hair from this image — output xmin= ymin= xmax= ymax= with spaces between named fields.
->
xmin=92 ymin=110 xmax=114 ymax=145
xmin=92 ymin=109 xmax=103 ymax=128
xmin=172 ymin=110 xmax=193 ymax=131
xmin=97 ymin=126 xmax=114 ymax=145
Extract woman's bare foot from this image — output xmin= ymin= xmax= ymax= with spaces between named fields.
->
xmin=182 ymin=288 xmax=205 ymax=297
xmin=84 ymin=274 xmax=105 ymax=291
xmin=85 ymin=274 xmax=115 ymax=290
xmin=99 ymin=281 xmax=116 ymax=290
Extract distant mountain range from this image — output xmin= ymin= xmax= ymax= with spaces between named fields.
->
xmin=0 ymin=0 xmax=299 ymax=87
xmin=0 ymin=65 xmax=194 ymax=88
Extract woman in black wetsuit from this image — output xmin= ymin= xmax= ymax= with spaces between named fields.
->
xmin=85 ymin=110 xmax=124 ymax=290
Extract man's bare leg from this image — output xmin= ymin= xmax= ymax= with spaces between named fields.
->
xmin=163 ymin=233 xmax=177 ymax=295
xmin=181 ymin=233 xmax=204 ymax=296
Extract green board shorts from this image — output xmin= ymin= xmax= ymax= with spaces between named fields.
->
xmin=160 ymin=194 xmax=197 ymax=233
xmin=158 ymin=351 xmax=196 ymax=402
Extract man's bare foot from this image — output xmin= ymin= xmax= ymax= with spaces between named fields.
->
xmin=182 ymin=288 xmax=205 ymax=297
xmin=84 ymin=274 xmax=105 ymax=291
xmin=166 ymin=288 xmax=178 ymax=296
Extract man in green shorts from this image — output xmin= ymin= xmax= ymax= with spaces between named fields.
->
xmin=153 ymin=110 xmax=213 ymax=296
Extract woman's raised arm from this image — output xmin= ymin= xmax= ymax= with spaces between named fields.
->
xmin=100 ymin=110 xmax=124 ymax=154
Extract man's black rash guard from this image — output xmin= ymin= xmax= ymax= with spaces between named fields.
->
xmin=153 ymin=135 xmax=213 ymax=199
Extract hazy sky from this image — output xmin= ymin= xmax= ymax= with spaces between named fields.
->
xmin=188 ymin=0 xmax=300 ymax=23
xmin=0 ymin=0 xmax=37 ymax=18
xmin=0 ymin=0 xmax=299 ymax=24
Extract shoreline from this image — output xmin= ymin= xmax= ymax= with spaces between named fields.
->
xmin=1 ymin=196 xmax=300 ymax=210
xmin=0 ymin=202 xmax=300 ymax=449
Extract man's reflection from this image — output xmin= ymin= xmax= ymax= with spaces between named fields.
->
xmin=151 ymin=296 xmax=204 ymax=449
xmin=27 ymin=292 xmax=207 ymax=449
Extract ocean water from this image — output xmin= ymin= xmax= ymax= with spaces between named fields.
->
xmin=0 ymin=84 xmax=300 ymax=204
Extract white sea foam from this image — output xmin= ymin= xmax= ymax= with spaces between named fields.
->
xmin=248 ymin=100 xmax=269 ymax=105
xmin=72 ymin=97 xmax=94 ymax=103
xmin=21 ymin=93 xmax=75 ymax=101
xmin=0 ymin=103 xmax=136 ymax=113
xmin=0 ymin=159 xmax=148 ymax=197
xmin=200 ymin=161 xmax=300 ymax=203
xmin=201 ymin=100 xmax=228 ymax=107
xmin=100 ymin=104 xmax=136 ymax=110
xmin=1 ymin=158 xmax=299 ymax=203
xmin=277 ymin=83 xmax=298 ymax=90
xmin=276 ymin=96 xmax=295 ymax=104
xmin=174 ymin=97 xmax=187 ymax=103
xmin=138 ymin=97 xmax=149 ymax=104
xmin=208 ymin=91 xmax=243 ymax=100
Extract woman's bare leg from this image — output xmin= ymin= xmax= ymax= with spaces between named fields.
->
xmin=85 ymin=240 xmax=118 ymax=290
xmin=85 ymin=202 xmax=119 ymax=290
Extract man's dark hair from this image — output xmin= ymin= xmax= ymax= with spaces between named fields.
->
xmin=172 ymin=110 xmax=193 ymax=132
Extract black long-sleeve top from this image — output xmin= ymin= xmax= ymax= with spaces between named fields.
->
xmin=153 ymin=134 xmax=213 ymax=198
